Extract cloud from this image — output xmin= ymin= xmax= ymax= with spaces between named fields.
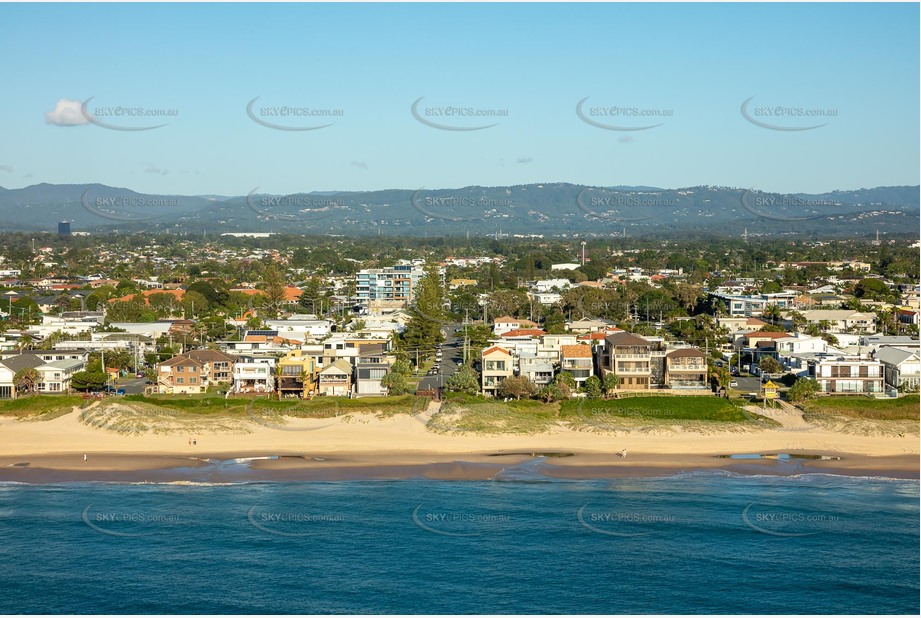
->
xmin=618 ymin=135 xmax=634 ymax=143
xmin=516 ymin=157 xmax=533 ymax=164
xmin=351 ymin=161 xmax=368 ymax=170
xmin=143 ymin=163 xmax=168 ymax=175
xmin=21 ymin=173 xmax=33 ymax=179
xmin=44 ymin=98 xmax=89 ymax=126
xmin=0 ymin=165 xmax=12 ymax=173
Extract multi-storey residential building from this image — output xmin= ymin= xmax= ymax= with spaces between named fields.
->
xmin=317 ymin=359 xmax=353 ymax=396
xmin=492 ymin=316 xmax=538 ymax=335
xmin=664 ymin=349 xmax=707 ymax=389
xmin=481 ymin=346 xmax=513 ymax=397
xmin=0 ymin=352 xmax=88 ymax=397
xmin=710 ymin=291 xmax=798 ymax=317
xmin=797 ymin=310 xmax=877 ymax=334
xmin=157 ymin=356 xmax=207 ymax=394
xmin=560 ymin=344 xmax=594 ymax=387
xmin=518 ymin=357 xmax=555 ymax=387
xmin=875 ymin=347 xmax=920 ymax=392
xmin=355 ymin=263 xmax=425 ymax=307
xmin=183 ymin=349 xmax=237 ymax=384
xmin=355 ymin=342 xmax=392 ymax=397
xmin=276 ymin=350 xmax=320 ymax=399
xmin=230 ymin=355 xmax=276 ymax=395
xmin=811 ymin=356 xmax=884 ymax=394
xmin=598 ymin=331 xmax=653 ymax=390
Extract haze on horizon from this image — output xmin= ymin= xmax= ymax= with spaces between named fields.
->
xmin=0 ymin=2 xmax=918 ymax=197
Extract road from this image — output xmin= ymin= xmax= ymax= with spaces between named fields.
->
xmin=116 ymin=377 xmax=149 ymax=395
xmin=729 ymin=376 xmax=763 ymax=395
xmin=416 ymin=324 xmax=462 ymax=391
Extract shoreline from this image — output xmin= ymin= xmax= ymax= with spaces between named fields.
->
xmin=1 ymin=450 xmax=917 ymax=484
xmin=2 ymin=407 xmax=917 ymax=484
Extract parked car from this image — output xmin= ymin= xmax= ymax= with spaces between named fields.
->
xmin=729 ymin=380 xmax=739 ymax=388
xmin=136 ymin=372 xmax=144 ymax=378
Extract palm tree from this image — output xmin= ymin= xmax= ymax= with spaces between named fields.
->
xmin=13 ymin=368 xmax=39 ymax=396
xmin=763 ymin=304 xmax=782 ymax=326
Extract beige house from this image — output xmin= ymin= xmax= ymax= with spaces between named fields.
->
xmin=317 ymin=359 xmax=353 ymax=396
xmin=560 ymin=344 xmax=594 ymax=386
xmin=157 ymin=356 xmax=207 ymax=394
xmin=481 ymin=346 xmax=513 ymax=397
xmin=598 ymin=331 xmax=652 ymax=390
xmin=665 ymin=348 xmax=707 ymax=389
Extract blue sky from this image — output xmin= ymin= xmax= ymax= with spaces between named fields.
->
xmin=0 ymin=2 xmax=918 ymax=196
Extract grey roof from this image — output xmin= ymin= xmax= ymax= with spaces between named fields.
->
xmin=876 ymin=347 xmax=920 ymax=366
xmin=605 ymin=331 xmax=650 ymax=348
xmin=0 ymin=353 xmax=46 ymax=373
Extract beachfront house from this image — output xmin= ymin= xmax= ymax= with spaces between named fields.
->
xmin=481 ymin=346 xmax=513 ymax=397
xmin=560 ymin=344 xmax=594 ymax=387
xmin=811 ymin=356 xmax=884 ymax=395
xmin=875 ymin=347 xmax=921 ymax=392
xmin=276 ymin=349 xmax=320 ymax=399
xmin=664 ymin=348 xmax=708 ymax=390
xmin=317 ymin=359 xmax=353 ymax=396
xmin=598 ymin=331 xmax=653 ymax=390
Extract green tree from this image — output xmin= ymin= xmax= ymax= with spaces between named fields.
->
xmin=543 ymin=309 xmax=566 ymax=334
xmin=787 ymin=378 xmax=820 ymax=402
xmin=602 ymin=372 xmax=620 ymax=395
xmin=259 ymin=266 xmax=289 ymax=318
xmin=498 ymin=375 xmax=536 ymax=400
xmin=401 ymin=263 xmax=446 ymax=359
xmin=583 ymin=375 xmax=602 ymax=399
xmin=758 ymin=356 xmax=783 ymax=374
xmin=71 ymin=370 xmax=108 ymax=391
xmin=444 ymin=365 xmax=480 ymax=394
xmin=380 ymin=370 xmax=411 ymax=395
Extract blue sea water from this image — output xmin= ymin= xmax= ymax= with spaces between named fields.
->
xmin=0 ymin=471 xmax=917 ymax=614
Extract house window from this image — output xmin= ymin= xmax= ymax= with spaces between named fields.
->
xmin=176 ymin=377 xmax=184 ymax=384
xmin=190 ymin=377 xmax=197 ymax=384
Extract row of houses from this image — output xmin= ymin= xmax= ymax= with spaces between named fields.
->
xmin=156 ymin=335 xmax=395 ymax=398
xmin=480 ymin=323 xmax=709 ymax=396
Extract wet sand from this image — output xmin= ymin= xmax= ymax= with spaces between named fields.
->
xmin=1 ymin=450 xmax=916 ymax=484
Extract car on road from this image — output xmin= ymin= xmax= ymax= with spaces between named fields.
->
xmin=729 ymin=380 xmax=739 ymax=388
xmin=136 ymin=372 xmax=144 ymax=378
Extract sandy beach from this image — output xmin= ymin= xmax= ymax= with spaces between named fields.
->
xmin=1 ymin=402 xmax=917 ymax=482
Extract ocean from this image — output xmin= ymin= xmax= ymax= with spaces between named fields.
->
xmin=0 ymin=471 xmax=917 ymax=614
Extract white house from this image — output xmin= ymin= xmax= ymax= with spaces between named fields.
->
xmin=875 ymin=347 xmax=920 ymax=392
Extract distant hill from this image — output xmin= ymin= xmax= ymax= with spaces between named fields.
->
xmin=0 ymin=182 xmax=916 ymax=238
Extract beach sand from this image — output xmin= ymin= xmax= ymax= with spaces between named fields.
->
xmin=1 ymin=405 xmax=917 ymax=482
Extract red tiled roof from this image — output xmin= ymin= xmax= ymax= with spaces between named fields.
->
xmin=500 ymin=328 xmax=546 ymax=338
xmin=561 ymin=344 xmax=593 ymax=358
xmin=482 ymin=346 xmax=511 ymax=356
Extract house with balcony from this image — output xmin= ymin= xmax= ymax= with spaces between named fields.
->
xmin=598 ymin=331 xmax=653 ymax=390
xmin=560 ymin=344 xmax=594 ymax=387
xmin=481 ymin=346 xmax=513 ymax=397
xmin=276 ymin=349 xmax=321 ymax=399
xmin=518 ymin=356 xmax=555 ymax=387
xmin=811 ymin=356 xmax=884 ymax=395
xmin=157 ymin=355 xmax=207 ymax=394
xmin=230 ymin=355 xmax=276 ymax=395
xmin=797 ymin=310 xmax=877 ymax=334
xmin=875 ymin=346 xmax=920 ymax=392
xmin=664 ymin=349 xmax=707 ymax=389
xmin=317 ymin=359 xmax=353 ymax=396
xmin=183 ymin=349 xmax=237 ymax=385
xmin=354 ymin=342 xmax=392 ymax=397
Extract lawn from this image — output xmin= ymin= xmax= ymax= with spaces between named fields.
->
xmin=799 ymin=394 xmax=919 ymax=421
xmin=0 ymin=395 xmax=84 ymax=420
xmin=559 ymin=396 xmax=749 ymax=423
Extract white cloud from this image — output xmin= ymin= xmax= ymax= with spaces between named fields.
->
xmin=44 ymin=98 xmax=89 ymax=126
xmin=143 ymin=162 xmax=168 ymax=175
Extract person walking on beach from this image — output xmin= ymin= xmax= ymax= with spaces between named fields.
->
xmin=620 ymin=448 xmax=627 ymax=459
xmin=83 ymin=454 xmax=87 ymax=463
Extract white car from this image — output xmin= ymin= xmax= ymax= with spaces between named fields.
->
xmin=729 ymin=380 xmax=739 ymax=388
